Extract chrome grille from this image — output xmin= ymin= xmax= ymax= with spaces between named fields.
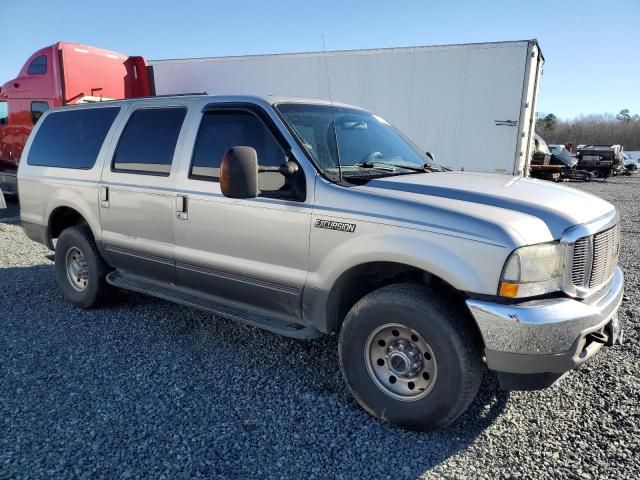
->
xmin=571 ymin=237 xmax=590 ymax=286
xmin=589 ymin=224 xmax=620 ymax=287
xmin=570 ymin=224 xmax=620 ymax=290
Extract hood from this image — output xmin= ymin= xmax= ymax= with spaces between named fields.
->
xmin=359 ymin=171 xmax=614 ymax=241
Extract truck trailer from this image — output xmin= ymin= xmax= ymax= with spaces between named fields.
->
xmin=149 ymin=40 xmax=544 ymax=175
xmin=2 ymin=39 xmax=544 ymax=196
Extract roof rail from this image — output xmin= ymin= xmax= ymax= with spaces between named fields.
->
xmin=72 ymin=92 xmax=209 ymax=105
xmin=151 ymin=92 xmax=208 ymax=98
xmin=120 ymin=92 xmax=208 ymax=101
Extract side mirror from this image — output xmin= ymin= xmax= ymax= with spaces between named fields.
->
xmin=426 ymin=151 xmax=435 ymax=163
xmin=220 ymin=146 xmax=259 ymax=199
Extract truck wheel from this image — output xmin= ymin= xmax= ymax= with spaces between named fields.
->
xmin=338 ymin=283 xmax=483 ymax=430
xmin=589 ymin=169 xmax=601 ymax=178
xmin=54 ymin=225 xmax=113 ymax=308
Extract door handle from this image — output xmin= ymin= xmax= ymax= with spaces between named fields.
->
xmin=100 ymin=186 xmax=109 ymax=208
xmin=176 ymin=194 xmax=188 ymax=220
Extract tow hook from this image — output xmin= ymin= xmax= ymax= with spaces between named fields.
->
xmin=604 ymin=315 xmax=624 ymax=346
xmin=587 ymin=331 xmax=608 ymax=345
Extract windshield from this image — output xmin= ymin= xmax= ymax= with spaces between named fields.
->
xmin=534 ymin=134 xmax=552 ymax=156
xmin=276 ymin=103 xmax=442 ymax=181
xmin=548 ymin=145 xmax=564 ymax=155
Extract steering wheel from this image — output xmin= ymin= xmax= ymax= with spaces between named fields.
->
xmin=361 ymin=151 xmax=384 ymax=164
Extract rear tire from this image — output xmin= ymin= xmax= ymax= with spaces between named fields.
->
xmin=338 ymin=283 xmax=483 ymax=430
xmin=54 ymin=225 xmax=113 ymax=308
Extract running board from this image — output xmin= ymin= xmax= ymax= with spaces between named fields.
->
xmin=106 ymin=271 xmax=320 ymax=339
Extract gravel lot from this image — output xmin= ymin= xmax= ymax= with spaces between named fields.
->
xmin=1 ymin=176 xmax=639 ymax=479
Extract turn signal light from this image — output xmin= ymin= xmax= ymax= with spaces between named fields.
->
xmin=499 ymin=282 xmax=519 ymax=298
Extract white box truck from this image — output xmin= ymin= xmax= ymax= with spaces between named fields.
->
xmin=149 ymin=40 xmax=544 ymax=175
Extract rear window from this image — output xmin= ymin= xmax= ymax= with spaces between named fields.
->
xmin=27 ymin=107 xmax=120 ymax=169
xmin=112 ymin=107 xmax=186 ymax=176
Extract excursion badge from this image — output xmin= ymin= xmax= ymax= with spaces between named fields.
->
xmin=314 ymin=219 xmax=357 ymax=233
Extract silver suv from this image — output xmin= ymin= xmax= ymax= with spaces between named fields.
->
xmin=18 ymin=95 xmax=624 ymax=430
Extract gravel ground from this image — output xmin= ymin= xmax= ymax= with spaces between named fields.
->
xmin=1 ymin=176 xmax=639 ymax=479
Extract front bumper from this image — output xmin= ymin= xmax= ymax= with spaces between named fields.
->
xmin=466 ymin=266 xmax=624 ymax=388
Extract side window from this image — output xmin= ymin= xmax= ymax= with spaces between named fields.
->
xmin=0 ymin=101 xmax=8 ymax=125
xmin=27 ymin=107 xmax=120 ymax=169
xmin=190 ymin=111 xmax=286 ymax=190
xmin=31 ymin=102 xmax=49 ymax=125
xmin=27 ymin=55 xmax=47 ymax=75
xmin=113 ymin=107 xmax=186 ymax=176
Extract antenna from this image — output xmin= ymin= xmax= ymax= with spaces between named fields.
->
xmin=321 ymin=35 xmax=343 ymax=183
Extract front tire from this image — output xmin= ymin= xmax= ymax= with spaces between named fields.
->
xmin=54 ymin=225 xmax=113 ymax=308
xmin=338 ymin=283 xmax=483 ymax=430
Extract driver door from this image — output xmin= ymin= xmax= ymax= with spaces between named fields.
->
xmin=173 ymin=106 xmax=312 ymax=317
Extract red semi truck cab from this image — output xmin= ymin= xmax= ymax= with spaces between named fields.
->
xmin=0 ymin=42 xmax=151 ymax=194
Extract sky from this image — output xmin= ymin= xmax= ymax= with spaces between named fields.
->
xmin=0 ymin=0 xmax=638 ymax=119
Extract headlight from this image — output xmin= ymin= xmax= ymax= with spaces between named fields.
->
xmin=499 ymin=242 xmax=564 ymax=298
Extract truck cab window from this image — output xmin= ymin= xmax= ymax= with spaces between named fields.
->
xmin=0 ymin=101 xmax=8 ymax=125
xmin=31 ymin=102 xmax=49 ymax=125
xmin=27 ymin=55 xmax=47 ymax=75
xmin=190 ymin=111 xmax=287 ymax=191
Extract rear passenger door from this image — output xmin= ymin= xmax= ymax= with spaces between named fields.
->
xmin=99 ymin=104 xmax=187 ymax=283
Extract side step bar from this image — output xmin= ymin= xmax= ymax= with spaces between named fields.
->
xmin=106 ymin=271 xmax=321 ymax=339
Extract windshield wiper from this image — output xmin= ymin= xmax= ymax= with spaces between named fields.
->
xmin=421 ymin=164 xmax=445 ymax=172
xmin=346 ymin=161 xmax=445 ymax=180
xmin=361 ymin=162 xmax=444 ymax=173
xmin=354 ymin=161 xmax=397 ymax=171
xmin=356 ymin=161 xmax=435 ymax=172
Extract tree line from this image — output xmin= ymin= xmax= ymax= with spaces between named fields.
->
xmin=536 ymin=109 xmax=640 ymax=151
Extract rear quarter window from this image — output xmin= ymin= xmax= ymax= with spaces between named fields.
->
xmin=27 ymin=107 xmax=120 ymax=169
